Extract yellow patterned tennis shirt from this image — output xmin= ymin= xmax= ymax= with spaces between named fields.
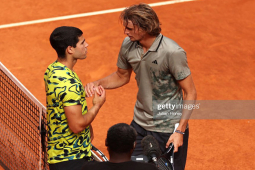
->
xmin=44 ymin=61 xmax=91 ymax=164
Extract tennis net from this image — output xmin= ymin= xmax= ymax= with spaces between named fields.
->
xmin=0 ymin=62 xmax=48 ymax=170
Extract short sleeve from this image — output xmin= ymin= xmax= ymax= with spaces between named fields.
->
xmin=168 ymin=49 xmax=191 ymax=80
xmin=60 ymin=82 xmax=82 ymax=107
xmin=117 ymin=38 xmax=132 ymax=69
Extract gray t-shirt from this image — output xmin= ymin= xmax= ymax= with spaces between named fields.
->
xmin=117 ymin=34 xmax=191 ymax=133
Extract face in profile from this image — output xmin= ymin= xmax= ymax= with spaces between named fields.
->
xmin=72 ymin=35 xmax=89 ymax=60
xmin=123 ymin=20 xmax=146 ymax=42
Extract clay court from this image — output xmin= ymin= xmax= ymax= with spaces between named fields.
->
xmin=0 ymin=0 xmax=254 ymax=169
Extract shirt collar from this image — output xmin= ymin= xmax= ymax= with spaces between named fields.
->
xmin=135 ymin=33 xmax=163 ymax=52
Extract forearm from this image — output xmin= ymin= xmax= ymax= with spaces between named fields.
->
xmin=81 ymin=105 xmax=100 ymax=130
xmin=70 ymin=105 xmax=101 ymax=133
xmin=94 ymin=71 xmax=130 ymax=89
xmin=167 ymin=75 xmax=196 ymax=150
xmin=177 ymin=91 xmax=197 ymax=132
xmin=66 ymin=86 xmax=106 ymax=134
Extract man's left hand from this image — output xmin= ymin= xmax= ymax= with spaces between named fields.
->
xmin=166 ymin=132 xmax=184 ymax=153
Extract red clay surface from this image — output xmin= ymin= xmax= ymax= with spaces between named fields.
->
xmin=0 ymin=0 xmax=254 ymax=169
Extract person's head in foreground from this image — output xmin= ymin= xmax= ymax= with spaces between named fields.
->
xmin=120 ymin=3 xmax=161 ymax=41
xmin=106 ymin=123 xmax=137 ymax=162
xmin=50 ymin=26 xmax=88 ymax=60
xmin=82 ymin=123 xmax=158 ymax=169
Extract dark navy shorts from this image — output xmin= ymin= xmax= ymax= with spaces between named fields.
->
xmin=130 ymin=120 xmax=189 ymax=170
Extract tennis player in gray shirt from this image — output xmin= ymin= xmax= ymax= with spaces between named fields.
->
xmin=85 ymin=3 xmax=196 ymax=170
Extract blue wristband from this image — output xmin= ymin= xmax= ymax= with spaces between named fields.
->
xmin=175 ymin=130 xmax=185 ymax=135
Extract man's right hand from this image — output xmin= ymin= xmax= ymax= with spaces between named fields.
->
xmin=85 ymin=82 xmax=100 ymax=97
xmin=84 ymin=68 xmax=132 ymax=97
xmin=92 ymin=86 xmax=106 ymax=108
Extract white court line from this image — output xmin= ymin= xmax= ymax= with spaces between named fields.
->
xmin=0 ymin=0 xmax=195 ymax=29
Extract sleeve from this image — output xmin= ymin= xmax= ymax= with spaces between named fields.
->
xmin=59 ymin=81 xmax=82 ymax=107
xmin=168 ymin=48 xmax=191 ymax=80
xmin=116 ymin=38 xmax=132 ymax=69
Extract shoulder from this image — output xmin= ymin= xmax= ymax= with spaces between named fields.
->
xmin=44 ymin=62 xmax=79 ymax=90
xmin=122 ymin=36 xmax=132 ymax=46
xmin=45 ymin=61 xmax=68 ymax=77
xmin=119 ymin=37 xmax=135 ymax=54
xmin=160 ymin=35 xmax=185 ymax=54
xmin=82 ymin=161 xmax=108 ymax=169
xmin=125 ymin=161 xmax=158 ymax=170
xmin=46 ymin=61 xmax=65 ymax=71
xmin=82 ymin=160 xmax=99 ymax=166
xmin=45 ymin=61 xmax=77 ymax=81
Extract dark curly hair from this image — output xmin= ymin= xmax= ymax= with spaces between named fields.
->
xmin=106 ymin=123 xmax=137 ymax=153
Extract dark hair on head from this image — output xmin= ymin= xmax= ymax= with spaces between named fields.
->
xmin=120 ymin=3 xmax=161 ymax=36
xmin=49 ymin=26 xmax=83 ymax=58
xmin=106 ymin=123 xmax=137 ymax=153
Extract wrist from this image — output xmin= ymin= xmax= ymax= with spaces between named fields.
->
xmin=93 ymin=80 xmax=100 ymax=86
xmin=175 ymin=130 xmax=185 ymax=135
xmin=176 ymin=123 xmax=187 ymax=132
xmin=92 ymin=103 xmax=101 ymax=111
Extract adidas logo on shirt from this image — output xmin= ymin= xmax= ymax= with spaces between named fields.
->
xmin=152 ymin=60 xmax=158 ymax=64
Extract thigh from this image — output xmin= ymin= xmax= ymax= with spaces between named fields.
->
xmin=49 ymin=158 xmax=89 ymax=170
xmin=131 ymin=120 xmax=173 ymax=156
xmin=130 ymin=120 xmax=147 ymax=156
xmin=131 ymin=120 xmax=172 ymax=156
xmin=151 ymin=128 xmax=189 ymax=170
xmin=173 ymin=128 xmax=189 ymax=170
xmin=150 ymin=131 xmax=171 ymax=154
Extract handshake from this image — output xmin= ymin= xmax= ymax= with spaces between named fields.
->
xmin=84 ymin=82 xmax=106 ymax=107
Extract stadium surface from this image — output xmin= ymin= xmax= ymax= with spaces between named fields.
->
xmin=0 ymin=0 xmax=254 ymax=169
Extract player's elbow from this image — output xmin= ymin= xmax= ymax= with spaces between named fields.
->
xmin=123 ymin=76 xmax=130 ymax=85
xmin=184 ymin=88 xmax=197 ymax=101
xmin=71 ymin=128 xmax=82 ymax=134
xmin=116 ymin=76 xmax=130 ymax=87
xmin=116 ymin=68 xmax=132 ymax=86
xmin=192 ymin=89 xmax=197 ymax=100
xmin=188 ymin=88 xmax=197 ymax=100
xmin=69 ymin=124 xmax=85 ymax=134
xmin=188 ymin=89 xmax=197 ymax=100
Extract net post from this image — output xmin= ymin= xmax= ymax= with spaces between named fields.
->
xmin=39 ymin=106 xmax=42 ymax=170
